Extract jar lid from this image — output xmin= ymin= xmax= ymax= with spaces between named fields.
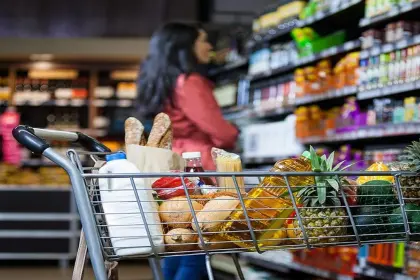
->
xmin=182 ymin=152 xmax=201 ymax=159
xmin=106 ymin=151 xmax=126 ymax=161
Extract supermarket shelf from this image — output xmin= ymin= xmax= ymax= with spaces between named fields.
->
xmin=354 ymin=265 xmax=413 ymax=280
xmin=247 ymin=20 xmax=299 ymax=47
xmin=360 ymin=35 xmax=420 ymax=60
xmin=0 ymin=230 xmax=79 ymax=238
xmin=247 ymin=0 xmax=362 ymax=47
xmin=0 ymin=253 xmax=75 ymax=260
xmin=296 ymin=0 xmax=362 ymax=28
xmin=295 ymin=86 xmax=357 ymax=106
xmin=93 ymin=99 xmax=135 ymax=107
xmin=21 ymin=159 xmax=56 ymax=167
xmin=248 ymin=40 xmax=360 ymax=82
xmin=14 ymin=99 xmax=88 ymax=107
xmin=300 ymin=122 xmax=420 ymax=144
xmin=359 ymin=1 xmax=420 ymax=27
xmin=357 ymin=80 xmax=420 ymax=100
xmin=208 ymin=58 xmax=249 ymax=76
xmin=224 ymin=106 xmax=294 ymax=121
xmin=0 ymin=213 xmax=78 ymax=221
xmin=0 ymin=185 xmax=71 ymax=191
xmin=243 ymin=252 xmax=353 ymax=280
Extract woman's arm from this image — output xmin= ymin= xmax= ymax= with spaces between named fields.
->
xmin=176 ymin=74 xmax=239 ymax=149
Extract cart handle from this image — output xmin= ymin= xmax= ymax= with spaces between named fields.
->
xmin=12 ymin=125 xmax=111 ymax=155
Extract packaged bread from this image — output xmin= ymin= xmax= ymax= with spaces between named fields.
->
xmin=125 ymin=117 xmax=145 ymax=145
xmin=211 ymin=148 xmax=245 ymax=194
xmin=147 ymin=113 xmax=172 ymax=150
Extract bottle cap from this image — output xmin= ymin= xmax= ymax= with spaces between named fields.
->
xmin=106 ymin=151 xmax=126 ymax=162
xmin=182 ymin=152 xmax=201 ymax=159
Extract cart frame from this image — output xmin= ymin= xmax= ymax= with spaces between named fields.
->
xmin=12 ymin=125 xmax=420 ymax=280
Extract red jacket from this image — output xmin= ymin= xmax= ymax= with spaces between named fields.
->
xmin=165 ymin=73 xmax=239 ymax=170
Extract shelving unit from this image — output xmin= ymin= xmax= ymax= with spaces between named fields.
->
xmin=0 ymin=59 xmax=138 ymax=264
xmin=0 ymin=186 xmax=78 ymax=268
xmin=211 ymin=0 xmax=420 ymax=276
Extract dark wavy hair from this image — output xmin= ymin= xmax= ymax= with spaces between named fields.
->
xmin=136 ymin=22 xmax=201 ymax=118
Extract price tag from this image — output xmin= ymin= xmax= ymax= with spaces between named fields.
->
xmin=344 ymin=41 xmax=355 ymax=50
xmin=330 ymin=7 xmax=339 ymax=13
xmin=414 ymin=34 xmax=420 ymax=44
xmin=117 ymin=100 xmax=132 ymax=107
xmin=56 ymin=99 xmax=69 ymax=107
xmin=315 ymin=12 xmax=325 ymax=20
xmin=71 ymin=99 xmax=85 ymax=107
xmin=400 ymin=3 xmax=412 ymax=12
xmin=342 ymin=2 xmax=350 ymax=9
xmin=371 ymin=47 xmax=381 ymax=56
xmin=382 ymin=43 xmax=394 ymax=53
xmin=329 ymin=46 xmax=338 ymax=55
xmin=382 ymin=86 xmax=391 ymax=95
xmin=93 ymin=99 xmax=107 ymax=107
xmin=360 ymin=18 xmax=370 ymax=27
xmin=388 ymin=9 xmax=399 ymax=16
xmin=360 ymin=50 xmax=369 ymax=59
xmin=396 ymin=39 xmax=408 ymax=49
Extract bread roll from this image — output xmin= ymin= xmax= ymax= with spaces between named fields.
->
xmin=124 ymin=117 xmax=145 ymax=145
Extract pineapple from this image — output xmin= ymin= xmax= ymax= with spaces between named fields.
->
xmin=389 ymin=139 xmax=420 ymax=204
xmin=292 ymin=147 xmax=349 ymax=244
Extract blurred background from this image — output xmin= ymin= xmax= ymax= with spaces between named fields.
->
xmin=1 ymin=0 xmax=420 ymax=279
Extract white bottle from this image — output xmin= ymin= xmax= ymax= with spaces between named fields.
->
xmin=98 ymin=152 xmax=164 ymax=256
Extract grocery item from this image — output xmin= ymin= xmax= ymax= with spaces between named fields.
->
xmin=356 ymin=162 xmax=394 ymax=185
xmin=218 ymin=151 xmax=314 ymax=248
xmin=292 ymin=148 xmax=348 ymax=244
xmin=354 ymin=205 xmax=395 ymax=241
xmin=152 ymin=175 xmax=198 ymax=200
xmin=159 ymin=197 xmax=203 ymax=229
xmin=146 ymin=113 xmax=172 ymax=149
xmin=98 ymin=151 xmax=164 ymax=256
xmin=389 ymin=204 xmax=420 ymax=233
xmin=183 ymin=152 xmax=215 ymax=190
xmin=192 ymin=196 xmax=240 ymax=232
xmin=388 ymin=139 xmax=420 ymax=204
xmin=124 ymin=117 xmax=146 ymax=145
xmin=211 ymin=148 xmax=245 ymax=194
xmin=0 ymin=107 xmax=21 ymax=165
xmin=164 ymin=228 xmax=198 ymax=252
xmin=357 ymin=180 xmax=396 ymax=206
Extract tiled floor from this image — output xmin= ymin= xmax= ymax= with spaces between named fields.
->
xmin=1 ymin=264 xmax=153 ymax=280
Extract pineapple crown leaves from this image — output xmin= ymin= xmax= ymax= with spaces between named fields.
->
xmin=400 ymin=139 xmax=420 ymax=173
xmin=299 ymin=146 xmax=352 ymax=207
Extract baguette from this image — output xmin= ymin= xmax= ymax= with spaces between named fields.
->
xmin=140 ymin=134 xmax=147 ymax=146
xmin=147 ymin=113 xmax=172 ymax=148
xmin=159 ymin=129 xmax=172 ymax=150
xmin=124 ymin=117 xmax=145 ymax=145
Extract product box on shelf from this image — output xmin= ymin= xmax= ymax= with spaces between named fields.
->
xmin=242 ymin=115 xmax=304 ymax=160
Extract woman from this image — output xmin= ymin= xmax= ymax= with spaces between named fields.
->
xmin=137 ymin=23 xmax=239 ymax=279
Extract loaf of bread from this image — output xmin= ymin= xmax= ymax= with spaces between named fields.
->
xmin=147 ymin=113 xmax=172 ymax=149
xmin=124 ymin=117 xmax=145 ymax=145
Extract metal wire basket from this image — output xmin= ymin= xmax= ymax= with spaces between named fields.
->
xmin=67 ymin=149 xmax=420 ymax=260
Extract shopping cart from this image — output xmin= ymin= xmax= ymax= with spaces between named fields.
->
xmin=12 ymin=125 xmax=420 ymax=280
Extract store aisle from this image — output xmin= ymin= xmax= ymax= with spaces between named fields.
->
xmin=1 ymin=264 xmax=153 ymax=280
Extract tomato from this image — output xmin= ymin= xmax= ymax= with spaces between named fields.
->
xmin=151 ymin=177 xmax=197 ymax=200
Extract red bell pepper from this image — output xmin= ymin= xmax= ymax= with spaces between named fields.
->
xmin=152 ymin=176 xmax=197 ymax=200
